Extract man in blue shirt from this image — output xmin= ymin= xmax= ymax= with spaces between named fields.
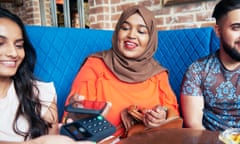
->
xmin=181 ymin=0 xmax=240 ymax=131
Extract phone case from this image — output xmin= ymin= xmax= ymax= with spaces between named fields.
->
xmin=65 ymin=100 xmax=107 ymax=115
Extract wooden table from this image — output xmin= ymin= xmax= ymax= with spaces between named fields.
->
xmin=118 ymin=128 xmax=224 ymax=144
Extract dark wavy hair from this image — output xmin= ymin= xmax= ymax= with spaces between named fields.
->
xmin=0 ymin=7 xmax=52 ymax=140
xmin=212 ymin=0 xmax=240 ymax=24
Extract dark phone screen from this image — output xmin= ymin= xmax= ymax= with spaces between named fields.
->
xmin=72 ymin=100 xmax=106 ymax=111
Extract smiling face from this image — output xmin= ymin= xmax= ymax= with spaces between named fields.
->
xmin=0 ymin=18 xmax=25 ymax=78
xmin=117 ymin=13 xmax=150 ymax=59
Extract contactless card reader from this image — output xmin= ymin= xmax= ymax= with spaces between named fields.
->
xmin=60 ymin=115 xmax=116 ymax=142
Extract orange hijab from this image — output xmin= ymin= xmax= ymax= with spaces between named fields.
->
xmin=92 ymin=5 xmax=165 ymax=83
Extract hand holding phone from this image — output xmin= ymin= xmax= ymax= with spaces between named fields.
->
xmin=62 ymin=95 xmax=115 ymax=141
xmin=65 ymin=100 xmax=108 ymax=115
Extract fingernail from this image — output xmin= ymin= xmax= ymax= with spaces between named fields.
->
xmin=66 ymin=118 xmax=73 ymax=123
xmin=77 ymin=95 xmax=85 ymax=100
xmin=146 ymin=109 xmax=151 ymax=113
xmin=157 ymin=107 xmax=162 ymax=112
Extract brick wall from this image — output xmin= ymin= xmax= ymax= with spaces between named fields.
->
xmin=88 ymin=0 xmax=218 ymax=30
xmin=0 ymin=0 xmax=219 ymax=30
xmin=0 ymin=0 xmax=52 ymax=26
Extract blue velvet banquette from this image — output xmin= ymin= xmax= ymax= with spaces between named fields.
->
xmin=25 ymin=26 xmax=220 ymax=120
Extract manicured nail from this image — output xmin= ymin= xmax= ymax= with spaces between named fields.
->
xmin=77 ymin=95 xmax=85 ymax=100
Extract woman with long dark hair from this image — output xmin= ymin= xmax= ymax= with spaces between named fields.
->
xmin=0 ymin=7 xmax=94 ymax=144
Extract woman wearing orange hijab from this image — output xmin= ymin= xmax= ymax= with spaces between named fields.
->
xmin=63 ymin=5 xmax=180 ymax=137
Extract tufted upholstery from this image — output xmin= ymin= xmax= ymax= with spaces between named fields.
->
xmin=25 ymin=26 xmax=219 ymax=120
xmin=155 ymin=28 xmax=219 ymax=102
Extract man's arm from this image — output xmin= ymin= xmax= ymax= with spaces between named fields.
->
xmin=181 ymin=94 xmax=205 ymax=129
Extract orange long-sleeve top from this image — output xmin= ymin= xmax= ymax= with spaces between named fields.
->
xmin=63 ymin=57 xmax=179 ymax=136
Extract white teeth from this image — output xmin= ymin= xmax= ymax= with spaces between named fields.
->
xmin=0 ymin=61 xmax=16 ymax=66
xmin=126 ymin=42 xmax=135 ymax=46
xmin=3 ymin=61 xmax=15 ymax=64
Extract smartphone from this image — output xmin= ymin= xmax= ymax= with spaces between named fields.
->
xmin=64 ymin=100 xmax=107 ymax=115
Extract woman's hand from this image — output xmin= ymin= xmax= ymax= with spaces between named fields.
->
xmin=69 ymin=94 xmax=85 ymax=104
xmin=65 ymin=94 xmax=111 ymax=123
xmin=120 ymin=108 xmax=136 ymax=132
xmin=65 ymin=94 xmax=92 ymax=123
xmin=143 ymin=105 xmax=167 ymax=128
xmin=28 ymin=135 xmax=95 ymax=144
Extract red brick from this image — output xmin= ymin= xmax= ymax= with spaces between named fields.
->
xmin=0 ymin=0 xmax=220 ymax=30
xmin=201 ymin=22 xmax=215 ymax=28
xmin=173 ymin=2 xmax=203 ymax=13
xmin=156 ymin=17 xmax=164 ymax=25
xmin=196 ymin=11 xmax=214 ymax=21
